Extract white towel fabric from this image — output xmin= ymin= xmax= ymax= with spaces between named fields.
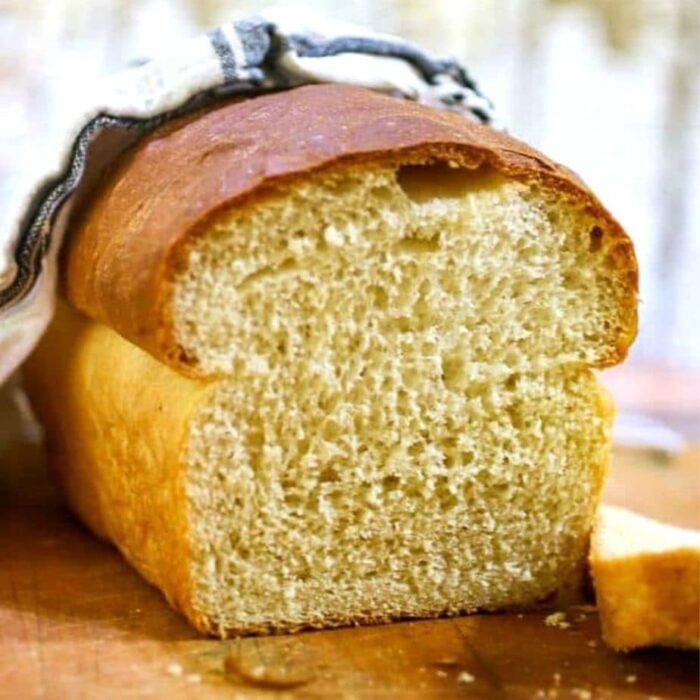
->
xmin=0 ymin=9 xmax=499 ymax=385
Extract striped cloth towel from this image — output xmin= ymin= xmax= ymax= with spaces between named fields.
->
xmin=0 ymin=9 xmax=498 ymax=385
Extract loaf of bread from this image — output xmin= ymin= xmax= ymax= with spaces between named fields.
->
xmin=24 ymin=85 xmax=638 ymax=635
xmin=591 ymin=505 xmax=700 ymax=650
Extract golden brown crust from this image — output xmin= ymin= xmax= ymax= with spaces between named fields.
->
xmin=62 ymin=84 xmax=638 ymax=376
xmin=590 ymin=507 xmax=700 ymax=650
xmin=23 ymin=301 xmax=212 ymax=626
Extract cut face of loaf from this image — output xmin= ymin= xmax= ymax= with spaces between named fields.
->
xmin=174 ymin=164 xmax=634 ymax=377
xmin=190 ymin=366 xmax=611 ymax=631
xmin=26 ymin=85 xmax=637 ymax=635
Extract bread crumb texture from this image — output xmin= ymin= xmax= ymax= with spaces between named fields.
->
xmin=174 ymin=165 xmax=630 ymax=376
xmin=169 ymin=163 xmax=627 ymax=632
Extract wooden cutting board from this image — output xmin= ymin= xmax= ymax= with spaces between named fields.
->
xmin=0 ymin=438 xmax=697 ymax=699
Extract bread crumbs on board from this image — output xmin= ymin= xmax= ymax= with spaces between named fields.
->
xmin=545 ymin=612 xmax=571 ymax=629
xmin=166 ymin=662 xmax=183 ymax=677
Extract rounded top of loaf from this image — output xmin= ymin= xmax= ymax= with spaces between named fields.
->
xmin=62 ymin=84 xmax=637 ymax=373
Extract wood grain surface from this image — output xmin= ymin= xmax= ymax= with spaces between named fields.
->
xmin=0 ymin=368 xmax=698 ymax=699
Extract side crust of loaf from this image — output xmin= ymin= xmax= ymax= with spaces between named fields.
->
xmin=62 ymin=84 xmax=638 ymax=376
xmin=590 ymin=506 xmax=700 ymax=650
xmin=22 ymin=302 xmax=211 ymax=627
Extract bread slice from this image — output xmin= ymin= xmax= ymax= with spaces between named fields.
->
xmin=24 ymin=85 xmax=638 ymax=635
xmin=591 ymin=505 xmax=700 ymax=650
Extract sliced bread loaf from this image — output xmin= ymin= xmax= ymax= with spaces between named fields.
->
xmin=24 ymin=85 xmax=638 ymax=635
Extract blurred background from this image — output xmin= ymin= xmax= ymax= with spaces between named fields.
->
xmin=0 ymin=0 xmax=698 ymax=447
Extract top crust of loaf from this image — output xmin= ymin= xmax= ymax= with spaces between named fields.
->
xmin=62 ymin=84 xmax=638 ymax=376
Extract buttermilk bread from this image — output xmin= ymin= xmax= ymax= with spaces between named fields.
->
xmin=591 ymin=505 xmax=700 ymax=650
xmin=24 ymin=85 xmax=638 ymax=635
